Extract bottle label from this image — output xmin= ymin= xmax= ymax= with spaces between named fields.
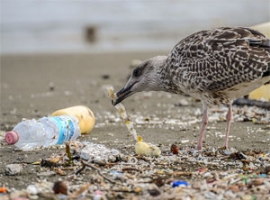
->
xmin=51 ymin=116 xmax=75 ymax=144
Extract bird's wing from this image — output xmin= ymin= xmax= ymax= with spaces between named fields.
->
xmin=169 ymin=27 xmax=270 ymax=93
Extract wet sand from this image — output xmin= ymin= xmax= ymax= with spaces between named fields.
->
xmin=1 ymin=52 xmax=269 ymax=190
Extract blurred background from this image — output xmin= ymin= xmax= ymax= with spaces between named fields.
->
xmin=1 ymin=0 xmax=269 ymax=55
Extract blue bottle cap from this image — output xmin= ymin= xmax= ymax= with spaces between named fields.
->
xmin=172 ymin=180 xmax=188 ymax=187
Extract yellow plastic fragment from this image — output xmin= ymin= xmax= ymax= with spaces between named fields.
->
xmin=106 ymin=86 xmax=161 ymax=156
xmin=135 ymin=135 xmax=161 ymax=156
xmin=252 ymin=118 xmax=257 ymax=123
xmin=51 ymin=105 xmax=95 ymax=134
xmin=31 ymin=161 xmax=41 ymax=165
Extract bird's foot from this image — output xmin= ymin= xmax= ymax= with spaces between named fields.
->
xmin=217 ymin=146 xmax=232 ymax=156
xmin=223 ymin=143 xmax=228 ymax=149
xmin=220 ymin=146 xmax=227 ymax=150
xmin=196 ymin=144 xmax=203 ymax=151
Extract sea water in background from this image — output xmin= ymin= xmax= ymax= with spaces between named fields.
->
xmin=1 ymin=0 xmax=269 ymax=54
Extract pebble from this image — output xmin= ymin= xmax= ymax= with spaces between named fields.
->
xmin=5 ymin=164 xmax=23 ymax=176
xmin=26 ymin=185 xmax=38 ymax=195
xmin=241 ymin=195 xmax=253 ymax=200
xmin=37 ymin=171 xmax=56 ymax=177
xmin=1 ymin=100 xmax=269 ymax=199
xmin=170 ymin=144 xmax=179 ymax=154
xmin=53 ymin=181 xmax=68 ymax=195
xmin=1 ymin=143 xmax=269 ymax=199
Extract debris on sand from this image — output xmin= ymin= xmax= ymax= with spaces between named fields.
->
xmin=1 ymin=141 xmax=269 ymax=199
xmin=107 ymin=86 xmax=161 ymax=157
xmin=135 ymin=135 xmax=161 ymax=156
xmin=107 ymin=86 xmax=138 ymax=141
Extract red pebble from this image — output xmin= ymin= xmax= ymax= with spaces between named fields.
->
xmin=53 ymin=181 xmax=68 ymax=195
xmin=170 ymin=144 xmax=179 ymax=154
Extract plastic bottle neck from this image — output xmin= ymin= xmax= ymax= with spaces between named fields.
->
xmin=5 ymin=131 xmax=19 ymax=144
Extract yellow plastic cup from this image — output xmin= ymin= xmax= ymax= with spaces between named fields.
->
xmin=51 ymin=105 xmax=95 ymax=134
xmin=249 ymin=23 xmax=270 ymax=101
xmin=248 ymin=85 xmax=270 ymax=101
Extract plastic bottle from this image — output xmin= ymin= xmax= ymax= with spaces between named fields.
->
xmin=51 ymin=105 xmax=95 ymax=135
xmin=5 ymin=116 xmax=81 ymax=151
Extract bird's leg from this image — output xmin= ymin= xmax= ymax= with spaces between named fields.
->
xmin=196 ymin=105 xmax=208 ymax=150
xmin=224 ymin=104 xmax=232 ymax=148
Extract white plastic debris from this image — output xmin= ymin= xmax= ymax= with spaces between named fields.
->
xmin=107 ymin=86 xmax=138 ymax=141
xmin=5 ymin=164 xmax=23 ymax=176
xmin=27 ymin=185 xmax=38 ymax=195
xmin=79 ymin=142 xmax=121 ymax=163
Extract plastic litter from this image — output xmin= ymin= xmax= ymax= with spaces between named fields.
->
xmin=51 ymin=105 xmax=95 ymax=134
xmin=5 ymin=116 xmax=81 ymax=151
xmin=172 ymin=181 xmax=189 ymax=188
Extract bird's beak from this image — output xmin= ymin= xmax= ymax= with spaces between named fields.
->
xmin=113 ymin=81 xmax=138 ymax=105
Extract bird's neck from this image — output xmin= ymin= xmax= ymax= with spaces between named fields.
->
xmin=157 ymin=58 xmax=181 ymax=94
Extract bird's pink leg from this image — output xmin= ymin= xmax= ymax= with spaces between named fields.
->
xmin=196 ymin=105 xmax=208 ymax=150
xmin=224 ymin=104 xmax=232 ymax=148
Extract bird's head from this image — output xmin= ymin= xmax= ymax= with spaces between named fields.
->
xmin=114 ymin=56 xmax=167 ymax=105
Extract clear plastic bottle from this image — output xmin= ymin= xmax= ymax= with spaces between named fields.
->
xmin=5 ymin=116 xmax=81 ymax=151
xmin=51 ymin=105 xmax=95 ymax=135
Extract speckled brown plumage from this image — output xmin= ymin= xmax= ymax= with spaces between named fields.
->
xmin=114 ymin=26 xmax=270 ymax=150
xmin=161 ymin=27 xmax=270 ymax=106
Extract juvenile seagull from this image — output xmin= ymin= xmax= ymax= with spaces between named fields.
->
xmin=114 ymin=27 xmax=270 ymax=150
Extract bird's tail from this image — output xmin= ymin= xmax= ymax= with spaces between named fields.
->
xmin=261 ymin=39 xmax=270 ymax=53
xmin=263 ymin=61 xmax=270 ymax=85
xmin=248 ymin=38 xmax=270 ymax=52
xmin=261 ymin=39 xmax=270 ymax=84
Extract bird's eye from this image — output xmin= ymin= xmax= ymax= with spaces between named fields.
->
xmin=133 ymin=68 xmax=140 ymax=77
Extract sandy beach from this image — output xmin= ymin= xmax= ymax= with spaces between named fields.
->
xmin=2 ymin=51 xmax=269 ymax=148
xmin=1 ymin=0 xmax=270 ymax=197
xmin=1 ymin=52 xmax=269 ymax=196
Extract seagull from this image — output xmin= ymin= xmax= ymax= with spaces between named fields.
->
xmin=113 ymin=27 xmax=270 ymax=150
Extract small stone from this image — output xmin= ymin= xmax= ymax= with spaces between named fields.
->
xmin=229 ymin=185 xmax=239 ymax=193
xmin=175 ymin=99 xmax=189 ymax=106
xmin=148 ymin=188 xmax=161 ymax=196
xmin=252 ymin=178 xmax=264 ymax=186
xmin=170 ymin=144 xmax=179 ymax=154
xmin=5 ymin=164 xmax=23 ymax=176
xmin=27 ymin=185 xmax=38 ymax=195
xmin=241 ymin=195 xmax=253 ymax=200
xmin=53 ymin=181 xmax=68 ymax=195
xmin=49 ymin=82 xmax=55 ymax=91
xmin=152 ymin=176 xmax=166 ymax=187
xmin=264 ymin=166 xmax=270 ymax=174
xmin=134 ymin=186 xmax=142 ymax=193
xmin=37 ymin=171 xmax=56 ymax=177
xmin=101 ymin=74 xmax=110 ymax=80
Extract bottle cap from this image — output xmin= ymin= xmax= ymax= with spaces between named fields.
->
xmin=5 ymin=131 xmax=19 ymax=144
